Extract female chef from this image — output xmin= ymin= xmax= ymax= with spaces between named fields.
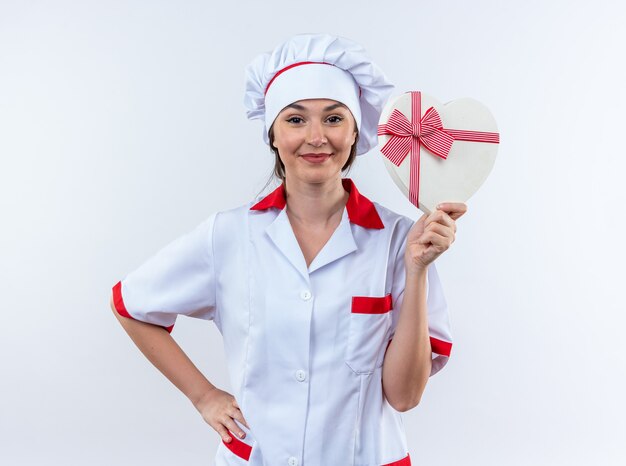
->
xmin=110 ymin=33 xmax=465 ymax=466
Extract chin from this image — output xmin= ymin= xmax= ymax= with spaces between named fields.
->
xmin=304 ymin=171 xmax=343 ymax=184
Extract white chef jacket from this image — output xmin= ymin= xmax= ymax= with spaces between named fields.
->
xmin=112 ymin=178 xmax=452 ymax=466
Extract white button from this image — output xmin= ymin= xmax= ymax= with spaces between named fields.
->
xmin=300 ymin=290 xmax=312 ymax=301
xmin=288 ymin=457 xmax=298 ymax=466
xmin=295 ymin=370 xmax=307 ymax=382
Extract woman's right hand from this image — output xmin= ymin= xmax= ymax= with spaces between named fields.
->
xmin=194 ymin=386 xmax=250 ymax=443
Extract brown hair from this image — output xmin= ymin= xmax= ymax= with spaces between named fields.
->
xmin=266 ymin=124 xmax=360 ymax=184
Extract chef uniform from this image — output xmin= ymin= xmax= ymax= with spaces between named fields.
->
xmin=112 ymin=34 xmax=453 ymax=466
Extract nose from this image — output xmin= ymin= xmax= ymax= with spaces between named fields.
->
xmin=306 ymin=120 xmax=328 ymax=147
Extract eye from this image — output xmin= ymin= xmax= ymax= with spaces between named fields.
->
xmin=286 ymin=116 xmax=304 ymax=124
xmin=326 ymin=115 xmax=344 ymax=124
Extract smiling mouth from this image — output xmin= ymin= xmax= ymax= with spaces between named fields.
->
xmin=300 ymin=153 xmax=332 ymax=163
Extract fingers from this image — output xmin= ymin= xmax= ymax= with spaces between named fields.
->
xmin=213 ymin=412 xmax=247 ymax=443
xmin=201 ymin=389 xmax=251 ymax=444
xmin=231 ymin=398 xmax=250 ymax=429
xmin=213 ymin=422 xmax=234 ymax=443
xmin=424 ymin=203 xmax=467 ymax=232
xmin=418 ymin=229 xmax=453 ymax=251
xmin=426 ymin=209 xmax=453 ymax=229
xmin=220 ymin=397 xmax=249 ymax=442
xmin=231 ymin=407 xmax=250 ymax=430
xmin=424 ymin=215 xmax=456 ymax=241
xmin=426 ymin=212 xmax=455 ymax=233
xmin=423 ymin=222 xmax=455 ymax=242
xmin=436 ymin=202 xmax=467 ymax=221
xmin=221 ymin=415 xmax=246 ymax=441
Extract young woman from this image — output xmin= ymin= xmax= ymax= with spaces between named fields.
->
xmin=111 ymin=33 xmax=466 ymax=466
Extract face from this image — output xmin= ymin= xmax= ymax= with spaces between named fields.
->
xmin=271 ymin=98 xmax=357 ymax=185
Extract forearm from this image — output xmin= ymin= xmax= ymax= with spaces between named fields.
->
xmin=110 ymin=298 xmax=216 ymax=408
xmin=382 ymin=267 xmax=432 ymax=412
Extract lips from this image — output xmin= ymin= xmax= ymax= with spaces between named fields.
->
xmin=301 ymin=153 xmax=331 ymax=163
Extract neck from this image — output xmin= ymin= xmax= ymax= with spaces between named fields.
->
xmin=283 ymin=176 xmax=349 ymax=226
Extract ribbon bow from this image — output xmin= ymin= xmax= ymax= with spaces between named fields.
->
xmin=379 ymin=106 xmax=454 ymax=164
xmin=377 ymin=91 xmax=500 ymax=208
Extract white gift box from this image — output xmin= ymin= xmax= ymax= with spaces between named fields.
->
xmin=378 ymin=91 xmax=500 ymax=214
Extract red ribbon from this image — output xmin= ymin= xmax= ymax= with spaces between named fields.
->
xmin=378 ymin=91 xmax=500 ymax=208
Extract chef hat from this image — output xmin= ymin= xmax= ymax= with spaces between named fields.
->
xmin=244 ymin=33 xmax=394 ymax=155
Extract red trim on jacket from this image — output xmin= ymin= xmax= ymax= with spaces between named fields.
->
xmin=429 ymin=336 xmax=452 ymax=357
xmin=383 ymin=453 xmax=411 ymax=466
xmin=250 ymin=178 xmax=384 ymax=230
xmin=223 ymin=433 xmax=253 ymax=461
xmin=111 ymin=281 xmax=175 ymax=334
xmin=387 ymin=336 xmax=452 ymax=357
xmin=112 ymin=281 xmax=132 ymax=319
xmin=351 ymin=294 xmax=393 ymax=314
xmin=250 ymin=183 xmax=287 ymax=211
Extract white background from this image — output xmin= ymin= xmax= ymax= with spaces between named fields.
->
xmin=1 ymin=0 xmax=624 ymax=464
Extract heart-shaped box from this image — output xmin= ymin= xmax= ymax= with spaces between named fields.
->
xmin=378 ymin=91 xmax=500 ymax=214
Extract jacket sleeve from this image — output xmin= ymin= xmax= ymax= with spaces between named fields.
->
xmin=387 ymin=219 xmax=453 ymax=376
xmin=111 ymin=213 xmax=218 ymax=333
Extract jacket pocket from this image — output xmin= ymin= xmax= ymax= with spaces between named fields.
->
xmin=221 ymin=422 xmax=256 ymax=463
xmin=222 ymin=436 xmax=254 ymax=463
xmin=345 ymin=294 xmax=393 ymax=374
xmin=382 ymin=452 xmax=412 ymax=465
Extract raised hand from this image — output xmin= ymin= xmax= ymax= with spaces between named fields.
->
xmin=405 ymin=203 xmax=468 ymax=272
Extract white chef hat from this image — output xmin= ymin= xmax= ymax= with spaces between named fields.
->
xmin=244 ymin=33 xmax=394 ymax=155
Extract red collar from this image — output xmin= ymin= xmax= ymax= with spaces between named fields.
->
xmin=250 ymin=178 xmax=384 ymax=230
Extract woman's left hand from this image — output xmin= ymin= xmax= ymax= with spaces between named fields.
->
xmin=405 ymin=203 xmax=468 ymax=272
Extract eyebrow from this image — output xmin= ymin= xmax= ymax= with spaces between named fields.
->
xmin=285 ymin=102 xmax=347 ymax=111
